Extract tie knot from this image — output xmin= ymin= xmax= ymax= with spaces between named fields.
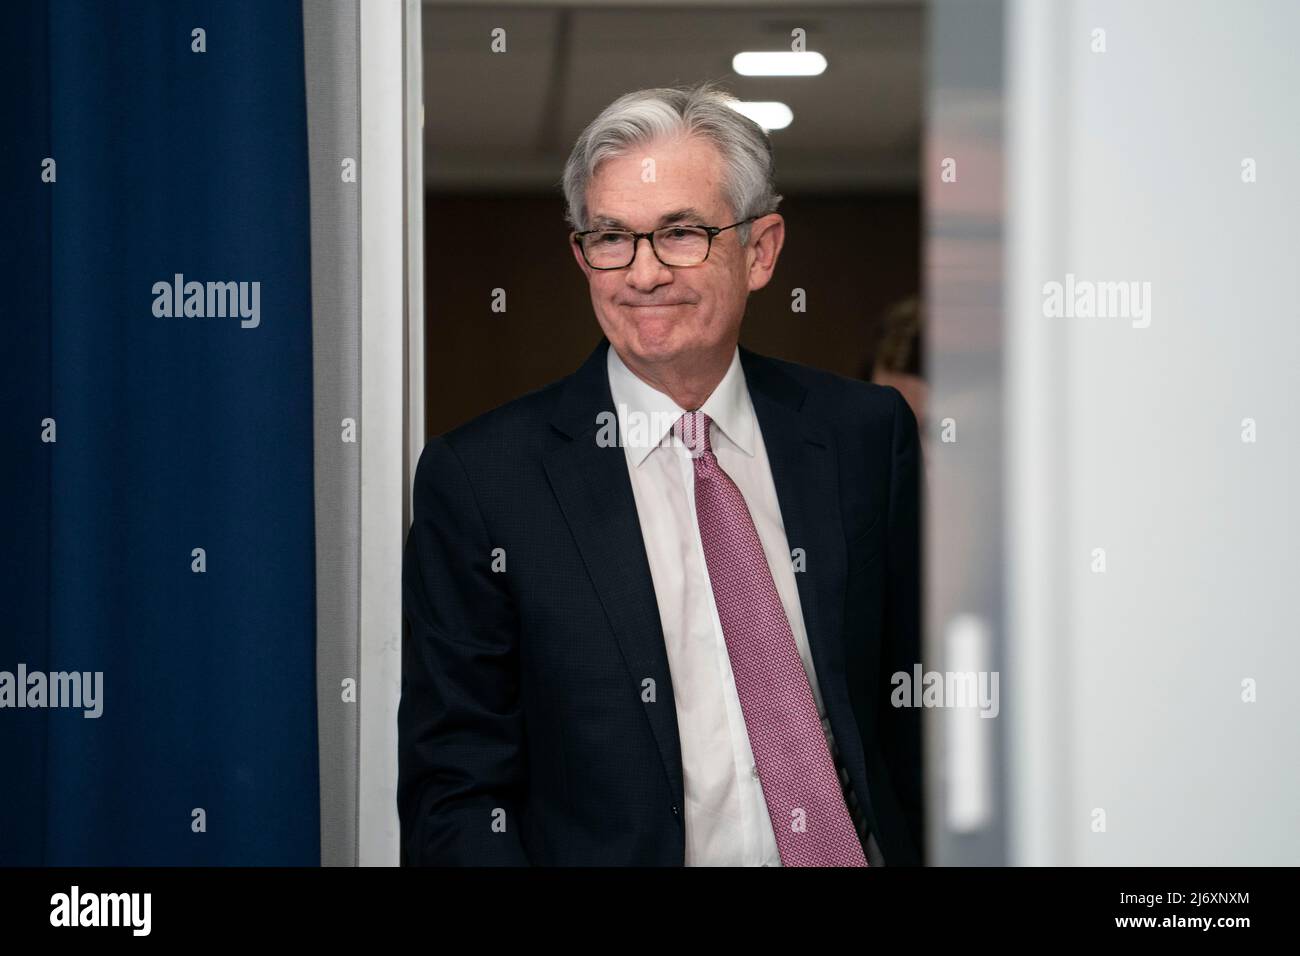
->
xmin=673 ymin=410 xmax=713 ymax=459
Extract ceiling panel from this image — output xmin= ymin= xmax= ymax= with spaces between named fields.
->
xmin=423 ymin=3 xmax=924 ymax=192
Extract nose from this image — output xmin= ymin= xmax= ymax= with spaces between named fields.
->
xmin=624 ymin=234 xmax=672 ymax=292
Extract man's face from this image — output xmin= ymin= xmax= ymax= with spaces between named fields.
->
xmin=571 ymin=134 xmax=782 ymax=373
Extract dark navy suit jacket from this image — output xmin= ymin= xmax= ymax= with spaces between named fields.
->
xmin=398 ymin=337 xmax=924 ymax=865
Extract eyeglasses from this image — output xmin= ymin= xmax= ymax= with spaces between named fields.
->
xmin=572 ymin=217 xmax=757 ymax=270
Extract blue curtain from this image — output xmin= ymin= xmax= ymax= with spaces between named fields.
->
xmin=0 ymin=0 xmax=319 ymax=864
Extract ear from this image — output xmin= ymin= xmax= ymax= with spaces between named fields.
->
xmin=744 ymin=214 xmax=785 ymax=292
xmin=569 ymin=233 xmax=593 ymax=279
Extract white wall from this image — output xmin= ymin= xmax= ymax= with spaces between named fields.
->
xmin=1001 ymin=0 xmax=1300 ymax=864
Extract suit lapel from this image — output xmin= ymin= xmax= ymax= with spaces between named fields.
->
xmin=542 ymin=338 xmax=685 ymax=814
xmin=740 ymin=347 xmax=875 ymax=834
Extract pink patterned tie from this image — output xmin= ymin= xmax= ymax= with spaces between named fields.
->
xmin=674 ymin=410 xmax=867 ymax=867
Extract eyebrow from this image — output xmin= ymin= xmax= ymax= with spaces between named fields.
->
xmin=589 ymin=208 xmax=708 ymax=230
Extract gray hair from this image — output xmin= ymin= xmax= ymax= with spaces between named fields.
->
xmin=561 ymin=82 xmax=782 ymax=246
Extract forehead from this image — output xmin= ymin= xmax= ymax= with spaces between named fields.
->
xmin=586 ymin=135 xmax=728 ymax=228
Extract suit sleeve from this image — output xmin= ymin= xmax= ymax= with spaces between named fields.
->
xmin=878 ymin=387 xmax=925 ymax=862
xmin=398 ymin=436 xmax=530 ymax=865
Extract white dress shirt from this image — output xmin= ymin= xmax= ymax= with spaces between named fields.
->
xmin=607 ymin=343 xmax=860 ymax=866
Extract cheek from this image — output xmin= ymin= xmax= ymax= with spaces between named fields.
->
xmin=706 ymin=271 xmax=744 ymax=312
xmin=591 ymin=278 xmax=621 ymax=311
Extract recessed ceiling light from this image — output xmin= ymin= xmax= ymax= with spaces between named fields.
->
xmin=732 ymin=51 xmax=827 ymax=77
xmin=728 ymin=101 xmax=793 ymax=131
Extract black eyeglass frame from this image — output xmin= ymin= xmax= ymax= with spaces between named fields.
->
xmin=571 ymin=216 xmax=759 ymax=270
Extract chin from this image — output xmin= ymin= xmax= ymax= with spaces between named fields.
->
xmin=609 ymin=316 xmax=679 ymax=357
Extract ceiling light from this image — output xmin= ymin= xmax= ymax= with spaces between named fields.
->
xmin=727 ymin=101 xmax=793 ymax=131
xmin=732 ymin=51 xmax=827 ymax=77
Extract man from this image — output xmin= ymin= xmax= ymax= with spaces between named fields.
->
xmin=399 ymin=83 xmax=923 ymax=866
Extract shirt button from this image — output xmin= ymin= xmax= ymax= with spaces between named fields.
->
xmin=750 ymin=763 xmax=760 ymax=780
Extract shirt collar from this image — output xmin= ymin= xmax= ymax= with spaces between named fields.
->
xmin=606 ymin=342 xmax=756 ymax=467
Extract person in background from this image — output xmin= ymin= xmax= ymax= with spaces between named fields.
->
xmin=869 ymin=295 xmax=927 ymax=435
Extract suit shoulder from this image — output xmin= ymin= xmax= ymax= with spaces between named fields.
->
xmin=416 ymin=375 xmax=567 ymax=476
xmin=751 ymin=350 xmax=903 ymax=427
